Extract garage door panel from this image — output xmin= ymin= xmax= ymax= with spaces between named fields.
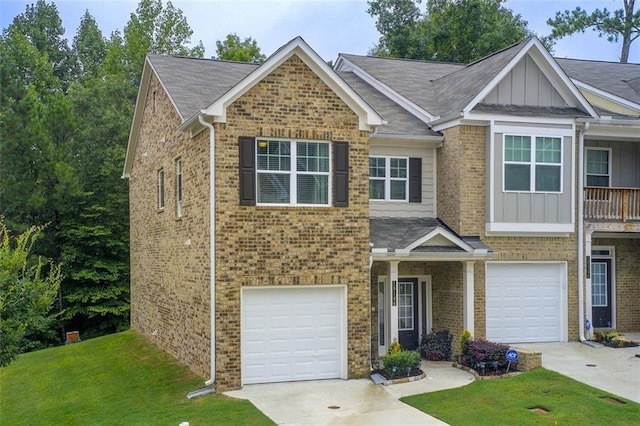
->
xmin=487 ymin=263 xmax=564 ymax=343
xmin=242 ymin=287 xmax=345 ymax=384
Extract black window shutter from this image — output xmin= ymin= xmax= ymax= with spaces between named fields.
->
xmin=333 ymin=141 xmax=349 ymax=207
xmin=409 ymin=157 xmax=422 ymax=203
xmin=239 ymin=136 xmax=256 ymax=206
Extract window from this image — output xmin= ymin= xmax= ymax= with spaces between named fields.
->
xmin=369 ymin=156 xmax=408 ymax=201
xmin=504 ymin=135 xmax=562 ymax=192
xmin=586 ymin=148 xmax=610 ymax=187
xmin=398 ymin=282 xmax=414 ymax=330
xmin=157 ymin=168 xmax=165 ymax=209
xmin=256 ymin=139 xmax=330 ymax=205
xmin=176 ymin=158 xmax=183 ymax=217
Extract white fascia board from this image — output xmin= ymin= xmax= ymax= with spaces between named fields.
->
xmin=572 ymin=79 xmax=640 ymax=114
xmin=466 ymin=111 xmax=578 ymax=129
xmin=485 ymin=222 xmax=574 ymax=236
xmin=370 ymin=133 xmax=443 ymax=147
xmin=581 ymin=121 xmax=640 ymax=140
xmin=463 ymin=38 xmax=598 ymax=118
xmin=372 ymin=251 xmax=497 ymax=262
xmin=336 ymin=56 xmax=435 ymax=123
xmin=403 ymin=227 xmax=474 ymax=253
xmin=203 ymin=38 xmax=384 ymax=131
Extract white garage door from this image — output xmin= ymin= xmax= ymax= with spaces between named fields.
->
xmin=241 ymin=286 xmax=345 ymax=385
xmin=486 ymin=263 xmax=565 ymax=343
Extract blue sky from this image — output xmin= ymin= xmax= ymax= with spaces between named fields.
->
xmin=0 ymin=0 xmax=634 ymax=63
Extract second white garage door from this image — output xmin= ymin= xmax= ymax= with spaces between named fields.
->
xmin=486 ymin=263 xmax=566 ymax=343
xmin=241 ymin=286 xmax=346 ymax=385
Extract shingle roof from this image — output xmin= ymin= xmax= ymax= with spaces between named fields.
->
xmin=147 ymin=54 xmax=258 ymax=121
xmin=556 ymin=58 xmax=640 ymax=105
xmin=339 ymin=54 xmax=464 ymax=116
xmin=369 ymin=217 xmax=492 ymax=252
xmin=338 ymin=72 xmax=440 ymax=137
xmin=432 ymin=39 xmax=530 ymax=117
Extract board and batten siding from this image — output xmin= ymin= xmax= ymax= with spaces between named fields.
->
xmin=483 ymin=54 xmax=567 ymax=107
xmin=585 ymin=140 xmax=640 ymax=188
xmin=492 ymin=130 xmax=573 ymax=224
xmin=369 ymin=144 xmax=436 ymax=218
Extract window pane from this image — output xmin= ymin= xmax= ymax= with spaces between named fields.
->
xmin=390 ymin=158 xmax=407 ymax=178
xmin=587 ymin=175 xmax=609 ymax=187
xmin=535 ymin=165 xmax=561 ymax=192
xmin=587 ymin=150 xmax=609 ymax=175
xmin=390 ymin=180 xmax=406 ymax=200
xmin=369 ymin=157 xmax=385 ymax=177
xmin=257 ymin=173 xmax=290 ymax=203
xmin=257 ymin=140 xmax=290 ymax=171
xmin=505 ymin=135 xmax=531 ymax=162
xmin=505 ymin=164 xmax=530 ymax=190
xmin=297 ymin=142 xmax=329 ymax=172
xmin=536 ymin=137 xmax=561 ymax=163
xmin=297 ymin=175 xmax=328 ymax=204
xmin=370 ymin=180 xmax=385 ymax=199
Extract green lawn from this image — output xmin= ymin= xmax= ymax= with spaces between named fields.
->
xmin=403 ymin=368 xmax=640 ymax=425
xmin=0 ymin=330 xmax=274 ymax=426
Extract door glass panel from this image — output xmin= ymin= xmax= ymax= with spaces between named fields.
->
xmin=398 ymin=282 xmax=414 ymax=330
xmin=591 ymin=262 xmax=608 ymax=307
xmin=378 ymin=281 xmax=385 ymax=346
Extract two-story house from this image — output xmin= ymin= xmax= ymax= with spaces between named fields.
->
xmin=123 ymin=36 xmax=640 ymax=391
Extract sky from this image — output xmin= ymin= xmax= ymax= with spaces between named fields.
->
xmin=0 ymin=0 xmax=635 ymax=64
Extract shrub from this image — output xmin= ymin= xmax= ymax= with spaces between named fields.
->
xmin=419 ymin=329 xmax=452 ymax=360
xmin=464 ymin=339 xmax=511 ymax=375
xmin=460 ymin=329 xmax=472 ymax=355
xmin=388 ymin=339 xmax=402 ymax=355
xmin=382 ymin=350 xmax=421 ymax=379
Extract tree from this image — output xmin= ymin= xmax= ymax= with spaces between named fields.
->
xmin=367 ymin=0 xmax=535 ymax=63
xmin=547 ymin=0 xmax=639 ymax=63
xmin=73 ymin=11 xmax=107 ymax=80
xmin=0 ymin=221 xmax=62 ymax=367
xmin=215 ymin=33 xmax=266 ymax=63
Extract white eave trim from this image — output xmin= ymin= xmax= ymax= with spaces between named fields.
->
xmin=485 ymin=222 xmax=574 ymax=236
xmin=199 ymin=37 xmax=384 ymax=132
xmin=572 ymin=79 xmax=640 ymax=114
xmin=462 ymin=38 xmax=598 ymax=119
xmin=371 ymin=250 xmax=496 ymax=262
xmin=335 ymin=56 xmax=435 ymax=123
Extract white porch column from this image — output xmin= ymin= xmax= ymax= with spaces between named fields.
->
xmin=389 ymin=261 xmax=399 ymax=346
xmin=463 ymin=261 xmax=475 ymax=336
xmin=585 ymin=230 xmax=593 ymax=338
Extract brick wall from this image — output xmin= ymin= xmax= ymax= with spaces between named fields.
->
xmin=213 ymin=55 xmax=371 ymax=390
xmin=129 ymin=73 xmax=212 ymax=378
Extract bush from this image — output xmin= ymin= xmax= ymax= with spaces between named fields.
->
xmin=464 ymin=339 xmax=511 ymax=375
xmin=419 ymin=329 xmax=452 ymax=360
xmin=460 ymin=329 xmax=472 ymax=355
xmin=388 ymin=339 xmax=402 ymax=355
xmin=382 ymin=350 xmax=421 ymax=378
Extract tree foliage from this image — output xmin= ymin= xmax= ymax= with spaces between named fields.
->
xmin=215 ymin=33 xmax=266 ymax=63
xmin=367 ymin=0 xmax=535 ymax=63
xmin=0 ymin=221 xmax=62 ymax=367
xmin=547 ymin=0 xmax=639 ymax=63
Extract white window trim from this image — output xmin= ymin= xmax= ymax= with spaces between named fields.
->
xmin=585 ymin=147 xmax=612 ymax=187
xmin=157 ymin=168 xmax=165 ymax=210
xmin=256 ymin=138 xmax=332 ymax=207
xmin=503 ymin=133 xmax=564 ymax=194
xmin=176 ymin=158 xmax=183 ymax=217
xmin=369 ymin=155 xmax=409 ymax=202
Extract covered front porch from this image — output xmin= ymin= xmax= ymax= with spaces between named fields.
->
xmin=369 ymin=218 xmax=495 ymax=359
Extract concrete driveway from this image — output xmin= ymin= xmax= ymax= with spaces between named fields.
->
xmin=522 ymin=334 xmax=640 ymax=403
xmin=225 ymin=361 xmax=474 ymax=425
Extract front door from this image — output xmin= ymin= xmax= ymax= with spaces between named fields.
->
xmin=398 ymin=278 xmax=419 ymax=350
xmin=591 ymin=259 xmax=612 ymax=328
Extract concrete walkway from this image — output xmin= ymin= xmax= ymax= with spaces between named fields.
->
xmin=225 ymin=361 xmax=475 ymax=425
xmin=522 ymin=333 xmax=640 ymax=403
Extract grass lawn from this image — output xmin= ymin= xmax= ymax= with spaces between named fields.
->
xmin=0 ymin=330 xmax=274 ymax=426
xmin=403 ymin=367 xmax=640 ymax=425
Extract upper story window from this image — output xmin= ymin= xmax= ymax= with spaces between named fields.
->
xmin=256 ymin=139 xmax=330 ymax=205
xmin=369 ymin=156 xmax=408 ymax=201
xmin=157 ymin=168 xmax=165 ymax=210
xmin=586 ymin=148 xmax=610 ymax=187
xmin=504 ymin=135 xmax=562 ymax=193
xmin=176 ymin=158 xmax=183 ymax=217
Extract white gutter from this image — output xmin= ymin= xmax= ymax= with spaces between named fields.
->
xmin=577 ymin=122 xmax=589 ymax=342
xmin=198 ymin=113 xmax=217 ymax=387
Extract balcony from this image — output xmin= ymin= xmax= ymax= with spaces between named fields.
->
xmin=584 ymin=187 xmax=640 ymax=222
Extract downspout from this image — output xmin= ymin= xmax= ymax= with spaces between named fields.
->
xmin=577 ymin=122 xmax=589 ymax=342
xmin=199 ymin=113 xmax=217 ymax=387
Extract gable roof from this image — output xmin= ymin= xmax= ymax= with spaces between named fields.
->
xmin=193 ymin=36 xmax=384 ymax=131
